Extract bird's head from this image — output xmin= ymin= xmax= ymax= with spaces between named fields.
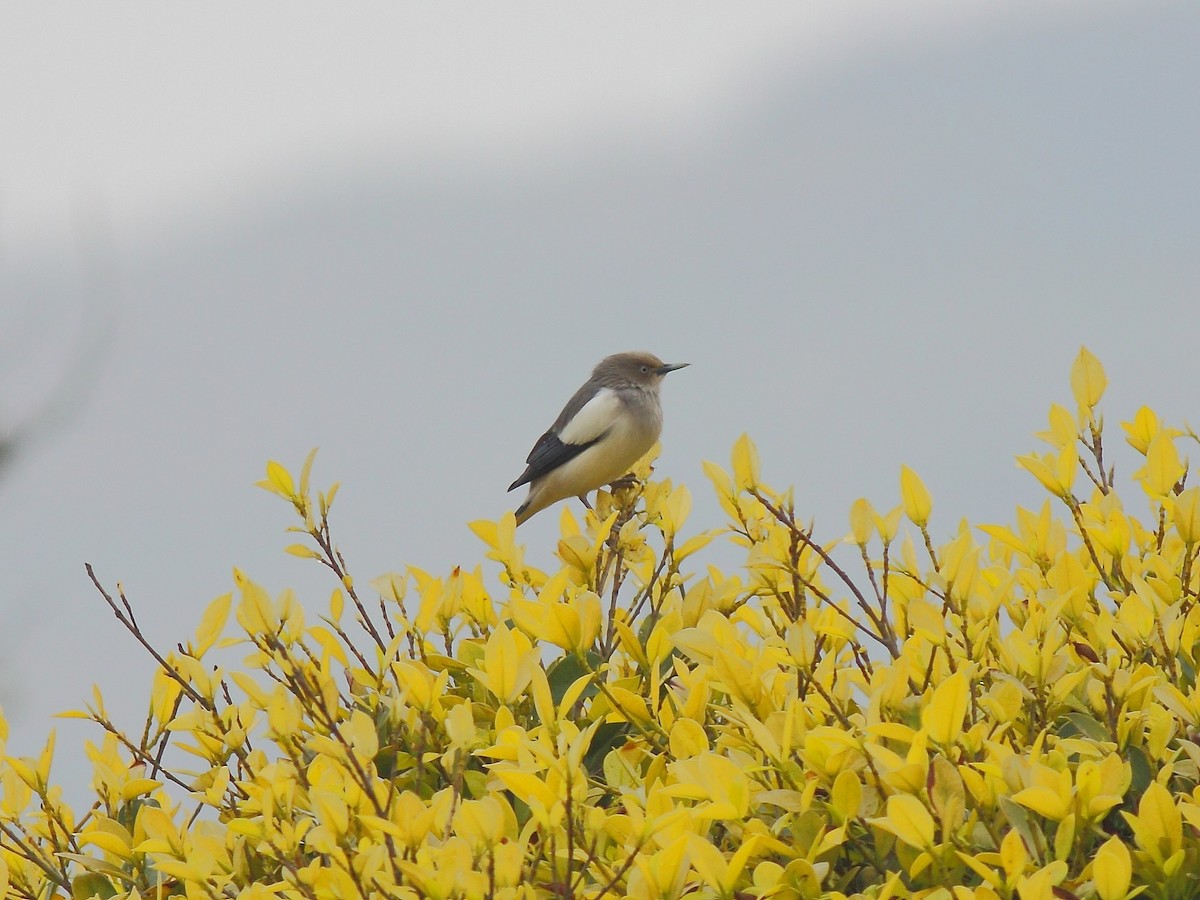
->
xmin=594 ymin=351 xmax=689 ymax=389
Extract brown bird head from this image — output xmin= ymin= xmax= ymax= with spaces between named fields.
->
xmin=592 ymin=351 xmax=689 ymax=390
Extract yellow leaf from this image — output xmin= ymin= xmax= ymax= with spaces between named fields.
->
xmin=320 ymin=481 xmax=341 ymax=515
xmin=265 ymin=460 xmax=295 ymax=498
xmin=1116 ymin=588 xmax=1155 ymax=642
xmin=634 ymin=835 xmax=691 ymax=899
xmin=1050 ymin=814 xmax=1076 ymax=865
xmin=1172 ymin=487 xmax=1200 ymax=545
xmin=1055 ymin=446 xmax=1078 ymax=496
xmin=305 ymin=626 xmax=349 ymax=667
xmin=922 ymin=670 xmax=969 ymax=745
xmin=606 ymin=686 xmax=652 ymax=725
xmin=312 ymin=789 xmax=350 ymax=837
xmin=1012 ymin=786 xmax=1071 ymax=822
xmin=535 ymin=595 xmax=600 ymax=652
xmin=149 ymin=667 xmax=182 ymax=728
xmin=79 ymin=829 xmax=132 ymax=859
xmin=687 ymin=835 xmax=740 ymax=895
xmin=119 ymin=778 xmax=161 ymax=801
xmin=1000 ymin=828 xmax=1028 ymax=880
xmin=1122 ymin=405 xmax=1162 ymax=454
xmin=574 ymin=591 xmax=603 ymax=652
xmin=849 ymin=498 xmax=874 ymax=545
xmin=691 ymin=837 xmax=732 ymax=888
xmin=558 ymin=672 xmax=595 ymax=713
xmin=1038 ymin=403 xmax=1078 ymax=449
xmin=668 ymin=719 xmax=709 ymax=758
xmin=955 ymin=851 xmax=999 ymax=887
xmin=872 ymin=794 xmax=935 ymax=849
xmin=1070 ymin=346 xmax=1107 ymax=410
xmin=298 ymin=447 xmax=318 ymax=500
xmin=661 ymin=484 xmax=692 ymax=533
xmin=357 ymin=813 xmax=404 ymax=840
xmin=900 ymin=466 xmax=932 ymax=527
xmin=329 ymin=588 xmax=346 ymax=622
xmin=1138 ymin=433 xmax=1184 ymax=498
xmin=603 ymin=744 xmax=644 ymax=791
xmin=906 ymin=598 xmax=945 ymax=644
xmin=285 ymin=543 xmax=322 ymax=559
xmin=674 ymin=531 xmax=717 ymax=563
xmin=470 ymin=624 xmax=536 ymax=705
xmin=665 ymin=753 xmax=750 ymax=819
xmin=977 ymin=523 xmax=1027 ymax=557
xmin=875 ymin=506 xmax=903 ymax=543
xmin=492 ymin=768 xmax=556 ymax=816
xmin=731 ymin=434 xmax=760 ymax=492
xmin=371 ymin=568 xmax=410 ymax=607
xmin=1092 ymin=837 xmax=1131 ymax=900
xmin=135 ymin=804 xmax=179 ymax=846
xmin=452 ymin=797 xmax=509 ymax=850
xmin=1017 ymin=452 xmax=1070 ymax=499
xmin=645 ymin=611 xmax=680 ymax=665
xmin=712 ymin=650 xmax=762 ymax=711
xmin=192 ymin=593 xmax=231 ymax=657
xmin=1017 ymin=862 xmax=1068 ymax=899
xmin=391 ymin=791 xmax=434 ymax=849
xmin=468 ymin=519 xmax=500 ymax=550
xmin=613 ymin=619 xmax=650 ymax=669
xmin=698 ymin=752 xmax=751 ymax=819
xmin=929 ymin=757 xmax=965 ymax=837
xmin=229 ymin=671 xmax=269 ymax=706
xmin=509 ymin=598 xmax=577 ymax=652
xmin=343 ymin=709 xmax=379 ymax=761
xmin=1124 ymin=781 xmax=1182 ymax=863
xmin=34 ymin=731 xmax=55 ymax=787
xmin=393 ymin=661 xmax=446 ymax=713
xmin=702 ymin=459 xmax=734 ymax=499
xmin=234 ymin=573 xmax=279 ymax=636
xmin=830 ymin=769 xmax=862 ymax=824
xmin=528 ymin=664 xmax=555 ymax=727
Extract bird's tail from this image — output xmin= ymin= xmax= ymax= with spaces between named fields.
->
xmin=513 ymin=479 xmax=559 ymax=526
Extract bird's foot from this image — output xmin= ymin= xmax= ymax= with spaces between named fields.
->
xmin=578 ymin=494 xmax=594 ymax=510
xmin=608 ymin=474 xmax=640 ymax=492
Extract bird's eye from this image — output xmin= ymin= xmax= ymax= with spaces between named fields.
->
xmin=640 ymin=365 xmax=649 ymax=373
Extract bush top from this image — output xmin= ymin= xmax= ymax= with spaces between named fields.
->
xmin=3 ymin=347 xmax=1200 ymax=900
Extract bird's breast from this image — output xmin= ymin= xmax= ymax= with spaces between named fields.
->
xmin=580 ymin=403 xmax=661 ymax=484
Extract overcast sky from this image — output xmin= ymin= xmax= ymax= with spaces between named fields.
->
xmin=2 ymin=2 xmax=1197 ymax=798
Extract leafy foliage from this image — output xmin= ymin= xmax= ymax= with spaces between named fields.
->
xmin=3 ymin=348 xmax=1200 ymax=900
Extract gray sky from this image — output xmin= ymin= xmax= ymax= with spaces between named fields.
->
xmin=2 ymin=2 xmax=1197 ymax=798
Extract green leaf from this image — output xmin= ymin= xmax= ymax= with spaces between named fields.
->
xmin=1057 ymin=712 xmax=1110 ymax=743
xmin=72 ymin=874 xmax=118 ymax=900
xmin=999 ymin=796 xmax=1043 ymax=865
xmin=1127 ymin=744 xmax=1152 ymax=798
xmin=583 ymin=722 xmax=629 ymax=779
xmin=929 ymin=756 xmax=965 ymax=839
xmin=546 ymin=652 xmax=598 ymax=706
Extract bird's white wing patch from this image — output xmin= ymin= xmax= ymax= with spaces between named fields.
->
xmin=558 ymin=388 xmax=622 ymax=446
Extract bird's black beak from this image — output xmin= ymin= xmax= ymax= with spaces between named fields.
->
xmin=656 ymin=362 xmax=689 ymax=375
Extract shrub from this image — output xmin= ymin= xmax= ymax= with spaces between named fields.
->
xmin=2 ymin=348 xmax=1199 ymax=900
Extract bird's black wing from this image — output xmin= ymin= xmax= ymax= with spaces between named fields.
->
xmin=507 ymin=427 xmax=607 ymax=491
xmin=508 ymin=381 xmax=615 ymax=492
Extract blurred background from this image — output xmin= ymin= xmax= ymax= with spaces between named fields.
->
xmin=1 ymin=2 xmax=1197 ymax=796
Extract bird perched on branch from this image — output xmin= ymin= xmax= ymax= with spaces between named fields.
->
xmin=508 ymin=351 xmax=688 ymax=525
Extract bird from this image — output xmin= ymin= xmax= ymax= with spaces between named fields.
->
xmin=508 ymin=351 xmax=688 ymax=526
